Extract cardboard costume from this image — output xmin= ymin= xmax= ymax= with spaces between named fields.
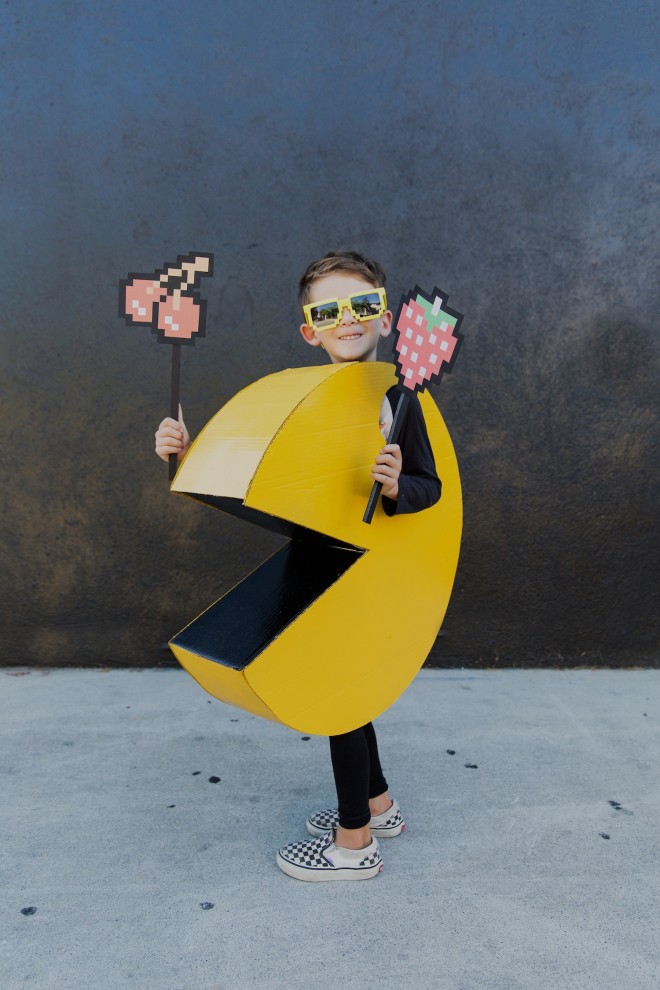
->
xmin=169 ymin=360 xmax=462 ymax=736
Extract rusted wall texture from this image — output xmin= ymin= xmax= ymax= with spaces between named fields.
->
xmin=1 ymin=1 xmax=658 ymax=667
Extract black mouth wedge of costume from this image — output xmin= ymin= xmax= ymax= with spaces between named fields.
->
xmin=170 ymin=495 xmax=366 ymax=672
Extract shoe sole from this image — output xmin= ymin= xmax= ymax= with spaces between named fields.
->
xmin=306 ymin=820 xmax=405 ymax=839
xmin=276 ymin=853 xmax=384 ymax=882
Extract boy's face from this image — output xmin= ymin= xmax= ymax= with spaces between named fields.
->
xmin=300 ymin=272 xmax=392 ymax=364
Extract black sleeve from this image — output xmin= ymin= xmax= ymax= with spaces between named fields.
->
xmin=381 ymin=386 xmax=441 ymax=516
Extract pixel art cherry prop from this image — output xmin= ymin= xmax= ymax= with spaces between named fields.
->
xmin=363 ymin=286 xmax=464 ymax=524
xmin=119 ymin=252 xmax=214 ymax=481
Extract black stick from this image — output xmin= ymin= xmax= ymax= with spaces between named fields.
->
xmin=363 ymin=389 xmax=410 ymax=524
xmin=169 ymin=343 xmax=181 ymax=482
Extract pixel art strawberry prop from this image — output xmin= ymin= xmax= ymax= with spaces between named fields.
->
xmin=119 ymin=252 xmax=214 ymax=480
xmin=363 ymin=285 xmax=464 ymax=524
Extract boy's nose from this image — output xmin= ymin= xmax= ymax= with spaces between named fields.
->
xmin=339 ymin=305 xmax=357 ymax=325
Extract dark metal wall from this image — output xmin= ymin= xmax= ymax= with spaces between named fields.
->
xmin=1 ymin=1 xmax=658 ymax=667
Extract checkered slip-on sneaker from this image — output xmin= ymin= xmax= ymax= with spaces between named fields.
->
xmin=306 ymin=798 xmax=405 ymax=839
xmin=276 ymin=832 xmax=383 ymax=882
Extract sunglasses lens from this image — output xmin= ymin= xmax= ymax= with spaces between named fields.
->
xmin=350 ymin=292 xmax=384 ymax=318
xmin=308 ymin=302 xmax=340 ymax=329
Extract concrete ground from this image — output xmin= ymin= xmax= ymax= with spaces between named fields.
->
xmin=1 ymin=667 xmax=658 ymax=990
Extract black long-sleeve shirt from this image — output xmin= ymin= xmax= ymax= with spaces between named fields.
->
xmin=381 ymin=385 xmax=441 ymax=516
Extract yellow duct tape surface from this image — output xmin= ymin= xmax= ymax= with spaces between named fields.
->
xmin=170 ymin=361 xmax=462 ymax=735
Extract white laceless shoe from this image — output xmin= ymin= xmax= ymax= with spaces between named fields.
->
xmin=306 ymin=798 xmax=405 ymax=838
xmin=277 ymin=832 xmax=383 ymax=882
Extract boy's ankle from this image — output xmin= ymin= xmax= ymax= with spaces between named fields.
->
xmin=368 ymin=793 xmax=393 ymax=817
xmin=334 ymin=825 xmax=373 ymax=850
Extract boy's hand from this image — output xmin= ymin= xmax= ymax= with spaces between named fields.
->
xmin=155 ymin=404 xmax=190 ymax=463
xmin=371 ymin=443 xmax=402 ymax=500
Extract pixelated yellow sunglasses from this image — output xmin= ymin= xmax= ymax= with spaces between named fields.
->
xmin=303 ymin=288 xmax=387 ymax=331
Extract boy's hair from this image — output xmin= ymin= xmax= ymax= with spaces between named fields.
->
xmin=298 ymin=251 xmax=387 ymax=307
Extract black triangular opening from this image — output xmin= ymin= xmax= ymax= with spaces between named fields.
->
xmin=171 ymin=497 xmax=364 ymax=671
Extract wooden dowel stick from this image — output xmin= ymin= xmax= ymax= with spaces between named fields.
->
xmin=169 ymin=343 xmax=181 ymax=482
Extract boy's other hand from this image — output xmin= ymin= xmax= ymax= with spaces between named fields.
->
xmin=155 ymin=404 xmax=190 ymax=463
xmin=371 ymin=443 xmax=402 ymax=500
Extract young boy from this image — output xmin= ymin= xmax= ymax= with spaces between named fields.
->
xmin=155 ymin=250 xmax=440 ymax=881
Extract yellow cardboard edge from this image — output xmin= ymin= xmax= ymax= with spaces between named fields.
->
xmin=171 ymin=364 xmax=347 ymax=499
xmin=170 ymin=642 xmax=281 ymax=724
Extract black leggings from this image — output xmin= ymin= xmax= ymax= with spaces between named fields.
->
xmin=329 ymin=722 xmax=388 ymax=829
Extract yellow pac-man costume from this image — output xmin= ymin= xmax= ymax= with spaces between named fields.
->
xmin=169 ymin=361 xmax=462 ymax=735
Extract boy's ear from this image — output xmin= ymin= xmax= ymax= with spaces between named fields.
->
xmin=379 ymin=309 xmax=393 ymax=339
xmin=299 ymin=323 xmax=324 ymax=348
